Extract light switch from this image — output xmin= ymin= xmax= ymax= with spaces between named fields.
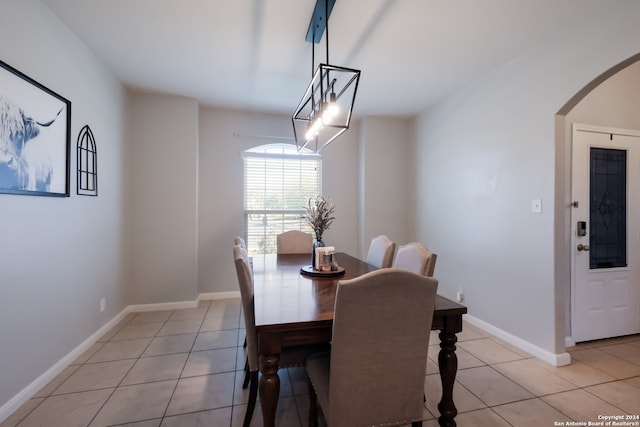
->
xmin=532 ymin=198 xmax=542 ymax=214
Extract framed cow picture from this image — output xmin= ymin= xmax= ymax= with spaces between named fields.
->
xmin=0 ymin=59 xmax=71 ymax=197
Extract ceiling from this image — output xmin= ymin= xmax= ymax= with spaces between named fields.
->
xmin=40 ymin=0 xmax=616 ymax=118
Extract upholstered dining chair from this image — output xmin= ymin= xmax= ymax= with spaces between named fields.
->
xmin=366 ymin=235 xmax=396 ymax=268
xmin=392 ymin=242 xmax=437 ymax=277
xmin=276 ymin=230 xmax=313 ymax=254
xmin=306 ymin=269 xmax=438 ymax=427
xmin=233 ymin=245 xmax=325 ymax=427
xmin=234 ymin=236 xmax=249 ymax=349
xmin=234 ymin=236 xmax=246 ymax=249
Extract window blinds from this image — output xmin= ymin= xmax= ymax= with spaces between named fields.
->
xmin=243 ymin=147 xmax=321 ymax=254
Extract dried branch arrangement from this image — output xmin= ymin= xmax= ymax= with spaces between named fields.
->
xmin=304 ymin=196 xmax=335 ymax=241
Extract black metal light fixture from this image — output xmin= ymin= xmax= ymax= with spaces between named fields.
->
xmin=292 ymin=0 xmax=361 ymax=153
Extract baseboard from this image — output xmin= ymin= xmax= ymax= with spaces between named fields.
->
xmin=198 ymin=291 xmax=240 ymax=301
xmin=464 ymin=314 xmax=572 ymax=366
xmin=127 ymin=291 xmax=240 ymax=312
xmin=0 ymin=308 xmax=129 ymax=423
xmin=0 ymin=290 xmax=241 ymax=423
xmin=126 ymin=300 xmax=198 ymax=312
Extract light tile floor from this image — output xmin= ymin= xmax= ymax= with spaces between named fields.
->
xmin=2 ymin=298 xmax=640 ymax=426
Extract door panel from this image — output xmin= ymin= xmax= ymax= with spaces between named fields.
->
xmin=571 ymin=126 xmax=640 ymax=342
xmin=586 ymin=280 xmax=604 ymax=312
xmin=612 ymin=279 xmax=628 ymax=309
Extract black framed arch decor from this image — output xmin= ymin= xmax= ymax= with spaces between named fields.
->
xmin=76 ymin=124 xmax=97 ymax=196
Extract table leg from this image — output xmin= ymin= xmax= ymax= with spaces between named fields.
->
xmin=437 ymin=329 xmax=459 ymax=427
xmin=259 ymin=353 xmax=280 ymax=427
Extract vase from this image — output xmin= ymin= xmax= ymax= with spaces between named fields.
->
xmin=312 ymin=238 xmax=325 ymax=270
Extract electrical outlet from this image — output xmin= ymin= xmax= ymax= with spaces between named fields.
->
xmin=100 ymin=298 xmax=106 ymax=312
xmin=456 ymin=288 xmax=464 ymax=302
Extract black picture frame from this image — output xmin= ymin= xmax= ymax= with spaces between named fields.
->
xmin=0 ymin=59 xmax=71 ymax=197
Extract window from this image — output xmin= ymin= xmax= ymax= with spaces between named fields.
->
xmin=243 ymin=143 xmax=321 ymax=254
xmin=589 ymin=147 xmax=627 ymax=269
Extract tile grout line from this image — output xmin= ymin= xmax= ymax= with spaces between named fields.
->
xmin=158 ymin=305 xmax=212 ymax=424
xmin=10 ymin=311 xmax=639 ymax=427
xmin=85 ymin=309 xmax=175 ymax=427
xmin=27 ymin=314 xmax=140 ymax=427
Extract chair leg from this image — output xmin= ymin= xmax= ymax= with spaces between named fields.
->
xmin=242 ymin=357 xmax=250 ymax=389
xmin=243 ymin=371 xmax=259 ymax=427
xmin=243 ymin=335 xmax=247 ymax=348
xmin=308 ymin=379 xmax=318 ymax=427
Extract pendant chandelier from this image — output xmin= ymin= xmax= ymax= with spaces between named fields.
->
xmin=292 ymin=0 xmax=361 ymax=153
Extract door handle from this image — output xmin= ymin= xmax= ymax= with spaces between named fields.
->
xmin=577 ymin=244 xmax=590 ymax=251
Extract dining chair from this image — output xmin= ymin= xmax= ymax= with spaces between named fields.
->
xmin=234 ymin=236 xmax=249 ymax=349
xmin=392 ymin=242 xmax=437 ymax=277
xmin=276 ymin=230 xmax=313 ymax=254
xmin=305 ymin=268 xmax=438 ymax=427
xmin=233 ymin=245 xmax=325 ymax=427
xmin=234 ymin=236 xmax=246 ymax=249
xmin=365 ymin=234 xmax=396 ymax=268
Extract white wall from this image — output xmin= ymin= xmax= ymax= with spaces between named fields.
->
xmin=359 ymin=116 xmax=414 ymax=258
xmin=128 ymin=93 xmax=199 ymax=304
xmin=413 ymin=2 xmax=640 ymax=358
xmin=197 ymin=107 xmax=361 ymax=293
xmin=0 ymin=0 xmax=127 ymax=412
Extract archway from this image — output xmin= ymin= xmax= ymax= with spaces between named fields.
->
xmin=555 ymin=52 xmax=640 ymax=347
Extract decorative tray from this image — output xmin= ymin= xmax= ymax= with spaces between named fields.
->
xmin=300 ymin=265 xmax=345 ymax=277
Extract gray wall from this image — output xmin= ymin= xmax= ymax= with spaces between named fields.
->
xmin=413 ymin=2 xmax=640 ymax=357
xmin=128 ymin=93 xmax=199 ymax=304
xmin=0 ymin=0 xmax=127 ymax=410
xmin=359 ymin=116 xmax=414 ymax=257
xmin=566 ymin=61 xmax=640 ymax=127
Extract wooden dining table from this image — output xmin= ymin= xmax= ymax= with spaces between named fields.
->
xmin=252 ymin=252 xmax=467 ymax=427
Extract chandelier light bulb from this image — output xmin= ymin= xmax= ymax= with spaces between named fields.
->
xmin=322 ymin=102 xmax=339 ymax=123
xmin=304 ymin=127 xmax=314 ymax=141
xmin=305 ymin=116 xmax=324 ymax=140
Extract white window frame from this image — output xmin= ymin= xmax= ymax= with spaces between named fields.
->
xmin=242 ymin=143 xmax=321 ymax=254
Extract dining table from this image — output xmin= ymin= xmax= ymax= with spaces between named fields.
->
xmin=252 ymin=252 xmax=468 ymax=427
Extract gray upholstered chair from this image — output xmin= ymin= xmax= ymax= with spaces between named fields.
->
xmin=233 ymin=245 xmax=324 ymax=427
xmin=393 ymin=242 xmax=437 ymax=277
xmin=306 ymin=268 xmax=438 ymax=427
xmin=276 ymin=230 xmax=313 ymax=254
xmin=234 ymin=236 xmax=249 ymax=349
xmin=366 ymin=234 xmax=396 ymax=268
xmin=234 ymin=236 xmax=246 ymax=249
